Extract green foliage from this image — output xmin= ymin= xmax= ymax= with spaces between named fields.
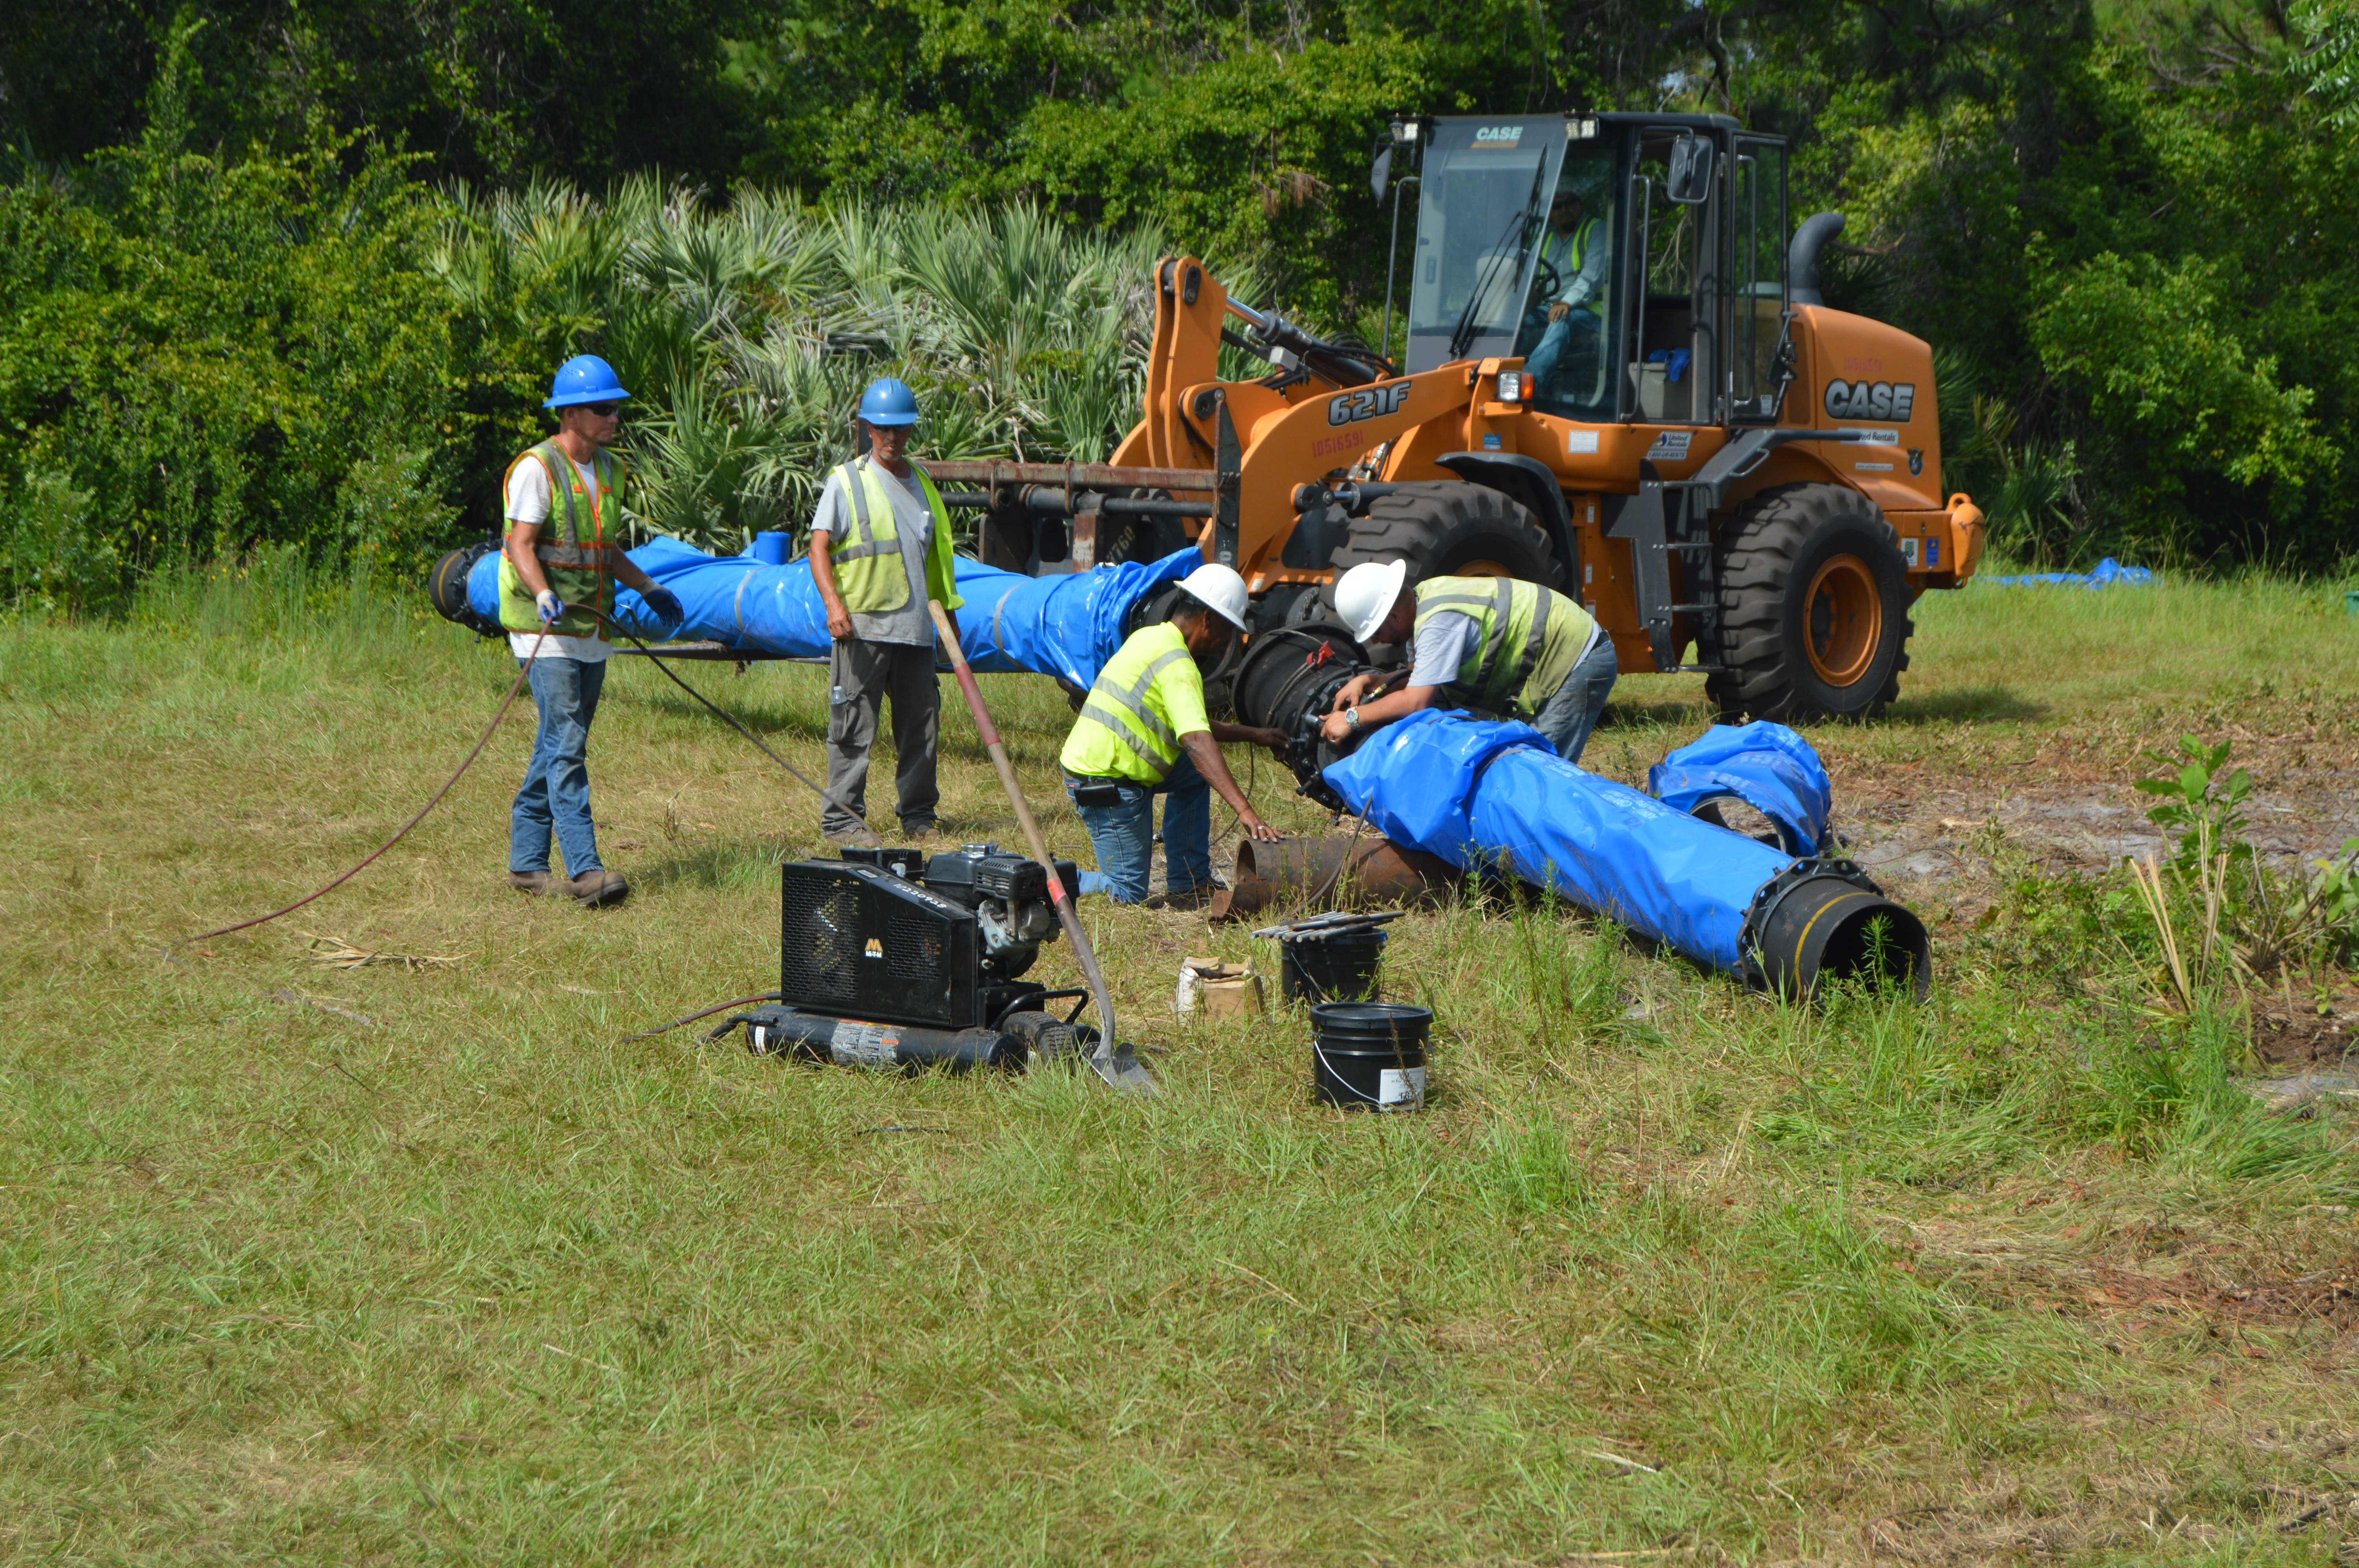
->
xmin=0 ymin=103 xmax=454 ymax=612
xmin=2134 ymin=735 xmax=2254 ymax=878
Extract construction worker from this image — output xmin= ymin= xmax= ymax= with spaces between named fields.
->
xmin=1521 ymin=170 xmax=1609 ymax=397
xmin=1322 ymin=561 xmax=1616 ymax=764
xmin=1061 ymin=565 xmax=1289 ymax=907
xmin=499 ymin=353 xmax=686 ymax=906
xmin=808 ymin=377 xmax=962 ymax=844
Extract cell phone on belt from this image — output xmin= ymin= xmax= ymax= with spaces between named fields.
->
xmin=1072 ymin=781 xmax=1123 ymax=808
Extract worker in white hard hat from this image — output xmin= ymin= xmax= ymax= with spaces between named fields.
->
xmin=1060 ymin=564 xmax=1290 ymax=907
xmin=1322 ymin=560 xmax=1617 ymax=763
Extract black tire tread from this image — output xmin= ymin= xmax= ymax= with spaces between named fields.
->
xmin=1330 ymin=481 xmax=1556 ymax=589
xmin=1707 ymin=482 xmax=1912 ymax=722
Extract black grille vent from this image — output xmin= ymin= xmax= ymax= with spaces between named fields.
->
xmin=886 ymin=911 xmax=946 ymax=984
xmin=782 ymin=879 xmax=861 ymax=1006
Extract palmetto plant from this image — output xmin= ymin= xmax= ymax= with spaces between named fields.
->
xmin=431 ymin=180 xmax=1185 ymax=552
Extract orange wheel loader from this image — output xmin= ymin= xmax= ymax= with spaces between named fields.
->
xmin=929 ymin=110 xmax=1984 ymax=721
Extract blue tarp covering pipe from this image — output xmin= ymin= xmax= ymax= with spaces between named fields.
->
xmin=1647 ymin=722 xmax=1832 ymax=857
xmin=1320 ymin=710 xmax=1795 ymax=974
xmin=467 ymin=539 xmax=1198 ymax=686
xmin=1976 ymin=557 xmax=2152 ymax=588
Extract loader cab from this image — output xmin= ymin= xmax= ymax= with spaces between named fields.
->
xmin=1401 ymin=112 xmax=1790 ymax=427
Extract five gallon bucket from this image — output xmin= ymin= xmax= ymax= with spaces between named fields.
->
xmin=1309 ymin=1001 xmax=1431 ymax=1112
xmin=1279 ymin=927 xmax=1388 ymax=1005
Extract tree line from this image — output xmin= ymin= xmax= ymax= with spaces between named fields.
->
xmin=2 ymin=0 xmax=2354 ymax=610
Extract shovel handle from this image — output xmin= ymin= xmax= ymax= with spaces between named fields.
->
xmin=928 ymin=600 xmax=1122 ymax=1068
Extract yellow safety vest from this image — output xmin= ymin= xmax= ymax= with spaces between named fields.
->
xmin=1060 ymin=622 xmax=1208 ymax=784
xmin=1412 ymin=575 xmax=1593 ymax=716
xmin=498 ymin=441 xmax=626 ymax=637
xmin=1540 ymin=217 xmax=1605 ymax=321
xmin=824 ymin=457 xmax=961 ymax=616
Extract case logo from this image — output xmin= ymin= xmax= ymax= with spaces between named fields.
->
xmin=1328 ymin=381 xmax=1413 ymax=426
xmin=1824 ymin=379 xmax=1917 ymax=421
xmin=1474 ymin=125 xmax=1525 ymax=143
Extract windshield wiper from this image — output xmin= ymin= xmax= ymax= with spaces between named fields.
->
xmin=1447 ymin=158 xmax=1548 ymax=362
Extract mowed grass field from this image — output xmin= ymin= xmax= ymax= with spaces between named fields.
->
xmin=5 ymin=566 xmax=2359 ymax=1564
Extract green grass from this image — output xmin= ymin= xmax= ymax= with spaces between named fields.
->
xmin=3 ymin=564 xmax=2357 ymax=1564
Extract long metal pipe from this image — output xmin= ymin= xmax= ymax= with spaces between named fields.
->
xmin=923 ymin=459 xmax=1215 ymax=492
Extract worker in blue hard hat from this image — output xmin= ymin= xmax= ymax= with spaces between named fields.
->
xmin=498 ymin=353 xmax=687 ymax=906
xmin=805 ymin=376 xmax=963 ymax=844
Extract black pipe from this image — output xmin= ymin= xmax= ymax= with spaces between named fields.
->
xmin=1738 ymin=857 xmax=1929 ymax=1000
xmin=714 ymin=1004 xmax=1024 ymax=1073
xmin=1788 ymin=212 xmax=1846 ymax=308
xmin=1231 ymin=623 xmax=1374 ymax=806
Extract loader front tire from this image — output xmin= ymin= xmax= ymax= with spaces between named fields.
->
xmin=1329 ymin=482 xmax=1558 ymax=597
xmin=1709 ymin=483 xmax=1912 ymax=722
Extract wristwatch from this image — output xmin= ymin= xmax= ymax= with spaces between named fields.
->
xmin=1344 ymin=706 xmax=1362 ymax=731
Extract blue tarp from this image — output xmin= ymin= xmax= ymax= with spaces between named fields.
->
xmin=467 ymin=540 xmax=1199 ymax=686
xmin=1647 ymin=722 xmax=1831 ymax=857
xmin=1320 ymin=710 xmax=1793 ymax=972
xmin=1976 ymin=557 xmax=2153 ymax=588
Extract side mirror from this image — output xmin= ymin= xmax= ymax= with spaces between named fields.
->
xmin=1667 ymin=133 xmax=1713 ymax=205
xmin=1370 ymin=141 xmax=1394 ymax=203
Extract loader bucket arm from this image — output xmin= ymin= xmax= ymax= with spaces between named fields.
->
xmin=1116 ymin=258 xmax=1229 ymax=472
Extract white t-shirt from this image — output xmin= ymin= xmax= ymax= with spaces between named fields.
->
xmin=505 ymin=452 xmax=612 ymax=662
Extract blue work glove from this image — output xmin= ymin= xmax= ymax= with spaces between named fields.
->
xmin=534 ymin=589 xmax=564 ymax=625
xmin=642 ymin=587 xmax=685 ymax=632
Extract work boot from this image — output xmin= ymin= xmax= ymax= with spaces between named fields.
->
xmin=1150 ymin=884 xmax=1219 ymax=913
xmin=508 ymin=870 xmax=556 ymax=896
xmin=567 ymin=868 xmax=630 ymax=907
xmin=899 ymin=818 xmax=938 ymax=842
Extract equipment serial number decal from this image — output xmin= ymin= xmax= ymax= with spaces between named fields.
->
xmin=1328 ymin=382 xmax=1412 ymax=427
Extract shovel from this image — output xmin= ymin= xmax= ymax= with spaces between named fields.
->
xmin=929 ymin=600 xmax=1154 ymax=1096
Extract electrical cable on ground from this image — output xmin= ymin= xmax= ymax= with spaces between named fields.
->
xmin=620 ymin=992 xmax=783 ymax=1043
xmin=184 ymin=593 xmax=870 ymax=947
xmin=185 ymin=632 xmax=554 ymax=944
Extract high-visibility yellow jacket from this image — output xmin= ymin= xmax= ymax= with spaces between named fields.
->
xmin=1059 ymin=623 xmax=1211 ymax=783
xmin=498 ymin=441 xmax=625 ymax=637
xmin=1413 ymin=575 xmax=1595 ymax=716
xmin=823 ymin=457 xmax=962 ymax=616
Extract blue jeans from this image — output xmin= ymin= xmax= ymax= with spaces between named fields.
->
xmin=1528 ymin=635 xmax=1617 ymax=763
xmin=1066 ymin=753 xmax=1211 ymax=905
xmin=1522 ymin=311 xmax=1600 ymax=395
xmin=511 ymin=655 xmax=606 ymax=876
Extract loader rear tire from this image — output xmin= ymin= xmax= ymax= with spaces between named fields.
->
xmin=1708 ymin=483 xmax=1912 ymax=722
xmin=1329 ymin=482 xmax=1559 ymax=597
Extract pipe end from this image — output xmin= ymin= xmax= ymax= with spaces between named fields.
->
xmin=1741 ymin=857 xmax=1931 ymax=1001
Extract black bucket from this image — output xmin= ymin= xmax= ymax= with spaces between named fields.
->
xmin=1279 ymin=927 xmax=1387 ymax=1005
xmin=1309 ymin=1001 xmax=1431 ymax=1112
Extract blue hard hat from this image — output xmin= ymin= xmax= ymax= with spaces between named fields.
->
xmin=857 ymin=376 xmax=920 ymax=427
xmin=544 ymin=354 xmax=631 ymax=410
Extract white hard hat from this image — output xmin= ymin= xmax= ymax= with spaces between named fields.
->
xmin=1176 ymin=563 xmax=1251 ymax=630
xmin=1334 ymin=559 xmax=1410 ymax=644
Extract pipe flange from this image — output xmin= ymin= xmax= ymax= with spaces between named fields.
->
xmin=1735 ymin=855 xmax=1886 ymax=991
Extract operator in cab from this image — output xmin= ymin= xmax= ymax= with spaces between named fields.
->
xmin=808 ymin=377 xmax=962 ymax=845
xmin=1061 ymin=565 xmax=1290 ymax=908
xmin=1323 ymin=561 xmax=1617 ymax=764
xmin=1519 ymin=169 xmax=1610 ymax=399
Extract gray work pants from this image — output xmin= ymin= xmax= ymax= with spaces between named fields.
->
xmin=822 ymin=637 xmax=940 ymax=838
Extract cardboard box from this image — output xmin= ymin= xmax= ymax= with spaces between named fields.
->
xmin=1174 ymin=956 xmax=1264 ymax=1019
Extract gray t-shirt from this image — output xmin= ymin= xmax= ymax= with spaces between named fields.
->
xmin=809 ymin=458 xmax=934 ymax=646
xmin=1406 ymin=611 xmax=1483 ymax=695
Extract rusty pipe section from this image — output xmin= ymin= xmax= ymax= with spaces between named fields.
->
xmin=1209 ymin=834 xmax=1460 ymax=922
